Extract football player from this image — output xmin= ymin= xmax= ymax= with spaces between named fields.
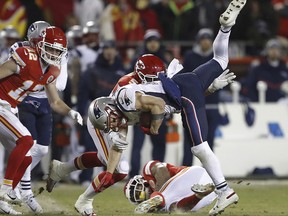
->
xmin=124 ymin=160 xmax=217 ymax=213
xmin=0 ymin=25 xmax=82 ymax=214
xmin=6 ymin=21 xmax=69 ymax=214
xmin=87 ymin=0 xmax=246 ymax=215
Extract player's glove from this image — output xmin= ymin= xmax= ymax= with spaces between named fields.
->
xmin=208 ymin=69 xmax=236 ymax=93
xmin=108 ymin=131 xmax=128 ymax=151
xmin=96 ymin=171 xmax=113 ymax=192
xmin=68 ymin=109 xmax=83 ymax=125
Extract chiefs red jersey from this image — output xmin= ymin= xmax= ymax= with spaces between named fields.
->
xmin=0 ymin=46 xmax=60 ymax=108
xmin=142 ymin=160 xmax=187 ymax=191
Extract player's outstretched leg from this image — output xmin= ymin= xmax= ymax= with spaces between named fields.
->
xmin=219 ymin=0 xmax=246 ymax=27
xmin=74 ymin=194 xmax=96 ymax=216
xmin=209 ymin=187 xmax=239 ymax=216
xmin=46 ymin=160 xmax=69 ymax=192
xmin=134 ymin=195 xmax=163 ymax=214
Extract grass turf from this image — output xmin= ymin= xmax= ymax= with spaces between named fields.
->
xmin=14 ymin=179 xmax=288 ymax=216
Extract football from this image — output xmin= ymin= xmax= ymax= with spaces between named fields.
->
xmin=139 ymin=111 xmax=152 ymax=128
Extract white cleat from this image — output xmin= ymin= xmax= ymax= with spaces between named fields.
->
xmin=209 ymin=187 xmax=239 ymax=216
xmin=0 ymin=188 xmax=22 ymax=206
xmin=191 ymin=183 xmax=215 ymax=199
xmin=22 ymin=193 xmax=43 ymax=214
xmin=0 ymin=200 xmax=22 ymax=215
xmin=74 ymin=194 xmax=96 ymax=216
xmin=219 ymin=0 xmax=247 ymax=27
xmin=134 ymin=195 xmax=163 ymax=214
xmin=46 ymin=160 xmax=68 ymax=193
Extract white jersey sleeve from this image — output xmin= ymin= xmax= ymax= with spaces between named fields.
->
xmin=55 ymin=52 xmax=68 ymax=91
xmin=115 ymin=84 xmax=144 ymax=112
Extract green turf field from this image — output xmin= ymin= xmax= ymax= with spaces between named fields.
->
xmin=14 ymin=179 xmax=288 ymax=216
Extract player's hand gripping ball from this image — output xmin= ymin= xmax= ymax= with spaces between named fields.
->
xmin=140 ymin=111 xmax=152 ymax=134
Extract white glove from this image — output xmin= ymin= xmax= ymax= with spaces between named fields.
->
xmin=68 ymin=110 xmax=83 ymax=125
xmin=280 ymin=80 xmax=288 ymax=95
xmin=167 ymin=58 xmax=183 ymax=78
xmin=108 ymin=131 xmax=128 ymax=151
xmin=164 ymin=105 xmax=180 ymax=114
xmin=208 ymin=69 xmax=236 ymax=93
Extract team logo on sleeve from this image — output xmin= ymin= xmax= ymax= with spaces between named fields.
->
xmin=124 ymin=92 xmax=132 ymax=106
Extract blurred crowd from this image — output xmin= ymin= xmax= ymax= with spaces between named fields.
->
xmin=1 ymin=0 xmax=288 ymax=183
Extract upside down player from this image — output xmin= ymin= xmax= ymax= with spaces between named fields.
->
xmin=87 ymin=0 xmax=246 ymax=215
xmin=125 ymin=160 xmax=217 ymax=213
xmin=0 ymin=26 xmax=82 ymax=214
xmin=45 ymin=36 xmax=235 ymax=216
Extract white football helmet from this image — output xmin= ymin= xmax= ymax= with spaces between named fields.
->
xmin=88 ymin=97 xmax=127 ymax=133
xmin=124 ymin=175 xmax=151 ymax=205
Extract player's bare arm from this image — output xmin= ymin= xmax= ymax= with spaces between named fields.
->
xmin=135 ymin=92 xmax=165 ymax=135
xmin=0 ymin=59 xmax=17 ymax=80
xmin=151 ymin=162 xmax=171 ymax=191
xmin=45 ymin=82 xmax=71 ymax=115
xmin=45 ymin=82 xmax=83 ymax=125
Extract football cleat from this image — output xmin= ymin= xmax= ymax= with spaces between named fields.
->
xmin=0 ymin=188 xmax=22 ymax=205
xmin=209 ymin=187 xmax=239 ymax=216
xmin=0 ymin=200 xmax=22 ymax=215
xmin=191 ymin=183 xmax=215 ymax=199
xmin=74 ymin=194 xmax=96 ymax=216
xmin=46 ymin=160 xmax=68 ymax=192
xmin=22 ymin=193 xmax=43 ymax=214
xmin=219 ymin=0 xmax=247 ymax=27
xmin=134 ymin=195 xmax=163 ymax=214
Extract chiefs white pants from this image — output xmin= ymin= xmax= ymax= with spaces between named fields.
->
xmin=159 ymin=166 xmax=217 ymax=212
xmin=86 ymin=118 xmax=129 ymax=174
xmin=0 ymin=104 xmax=31 ymax=154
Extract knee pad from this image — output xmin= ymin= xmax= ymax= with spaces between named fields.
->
xmin=30 ymin=143 xmax=49 ymax=158
xmin=117 ymin=160 xmax=129 ymax=175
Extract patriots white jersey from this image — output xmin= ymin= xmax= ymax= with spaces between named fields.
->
xmin=114 ymin=81 xmax=177 ymax=124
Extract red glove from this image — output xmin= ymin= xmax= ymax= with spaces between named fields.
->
xmin=140 ymin=126 xmax=152 ymax=135
xmin=96 ymin=171 xmax=113 ymax=192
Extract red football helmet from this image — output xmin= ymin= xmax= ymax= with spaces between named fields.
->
xmin=36 ymin=26 xmax=67 ymax=66
xmin=134 ymin=54 xmax=166 ymax=83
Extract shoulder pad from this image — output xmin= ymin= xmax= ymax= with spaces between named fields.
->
xmin=11 ymin=47 xmax=29 ymax=67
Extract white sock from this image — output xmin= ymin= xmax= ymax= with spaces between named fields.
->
xmin=62 ymin=159 xmax=78 ymax=173
xmin=191 ymin=141 xmax=227 ymax=189
xmin=82 ymin=183 xmax=96 ymax=199
xmin=212 ymin=29 xmax=231 ymax=70
xmin=19 ymin=165 xmax=32 ymax=197
xmin=30 ymin=143 xmax=49 ymax=170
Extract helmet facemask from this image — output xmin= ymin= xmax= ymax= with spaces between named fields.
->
xmin=105 ymin=104 xmax=127 ymax=133
xmin=125 ymin=175 xmax=151 ymax=205
xmin=37 ymin=40 xmax=66 ymax=66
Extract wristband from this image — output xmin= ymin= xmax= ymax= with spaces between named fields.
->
xmin=151 ymin=113 xmax=165 ymax=121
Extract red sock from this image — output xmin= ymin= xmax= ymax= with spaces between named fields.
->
xmin=175 ymin=194 xmax=201 ymax=211
xmin=4 ymin=136 xmax=33 ymax=181
xmin=92 ymin=172 xmax=127 ymax=193
xmin=74 ymin=152 xmax=104 ymax=170
xmin=12 ymin=156 xmax=32 ymax=188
